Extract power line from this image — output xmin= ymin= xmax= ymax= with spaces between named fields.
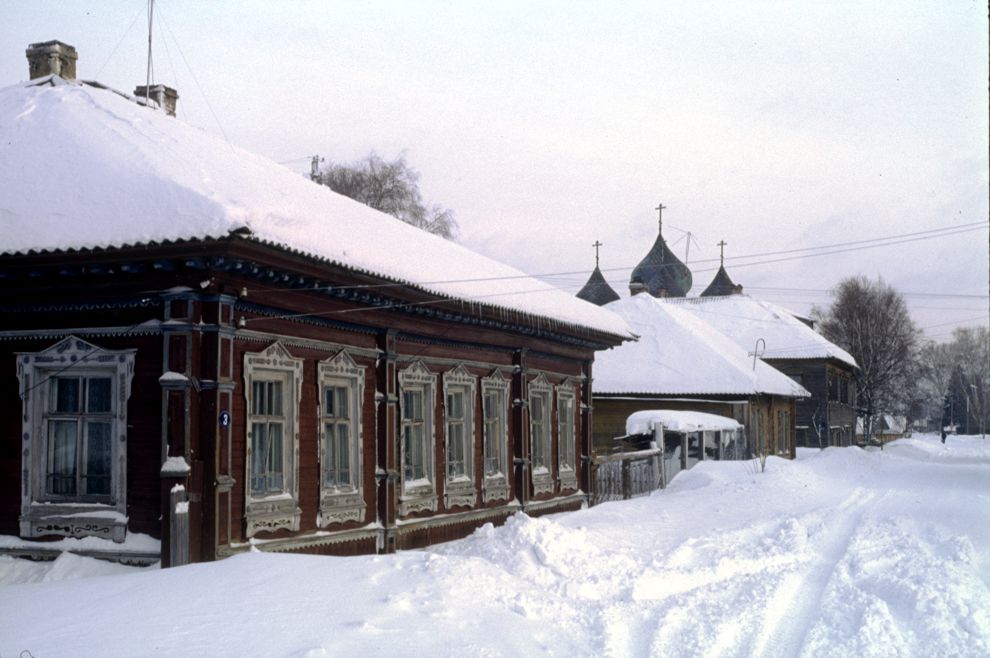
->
xmin=156 ymin=5 xmax=231 ymax=147
xmin=95 ymin=4 xmax=146 ymax=80
xmin=236 ymin=220 xmax=988 ymax=298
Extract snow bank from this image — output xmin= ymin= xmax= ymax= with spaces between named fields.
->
xmin=2 ymin=434 xmax=987 ymax=657
xmin=0 ymin=78 xmax=632 ymax=340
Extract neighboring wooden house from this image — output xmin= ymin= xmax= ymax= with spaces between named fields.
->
xmin=856 ymin=415 xmax=909 ymax=444
xmin=591 ymin=295 xmax=809 ymax=459
xmin=669 ymin=281 xmax=859 ymax=448
xmin=0 ymin=42 xmax=632 ymax=566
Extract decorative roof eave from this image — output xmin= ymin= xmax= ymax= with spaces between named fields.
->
xmin=233 ymin=234 xmax=631 ymax=346
xmin=1 ymin=233 xmax=632 ymax=348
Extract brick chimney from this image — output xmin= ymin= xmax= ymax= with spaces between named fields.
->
xmin=26 ymin=40 xmax=78 ymax=80
xmin=134 ymin=84 xmax=179 ymax=117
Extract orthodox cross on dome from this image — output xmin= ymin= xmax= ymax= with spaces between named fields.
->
xmin=717 ymin=240 xmax=727 ymax=265
xmin=655 ymin=203 xmax=667 ymax=234
xmin=592 ymin=240 xmax=603 ymax=268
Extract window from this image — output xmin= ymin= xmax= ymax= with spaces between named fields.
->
xmin=481 ymin=371 xmax=510 ymax=502
xmin=17 ymin=337 xmax=134 ymax=541
xmin=528 ymin=375 xmax=553 ymax=495
xmin=243 ymin=343 xmax=303 ymax=536
xmin=249 ymin=379 xmax=286 ymax=495
xmin=317 ymin=352 xmax=365 ymax=526
xmin=443 ymin=366 xmax=477 ymax=508
xmin=399 ymin=361 xmax=437 ymax=514
xmin=556 ymin=385 xmax=578 ymax=491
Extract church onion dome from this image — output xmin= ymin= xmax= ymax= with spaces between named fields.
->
xmin=576 ymin=266 xmax=621 ymax=306
xmin=700 ymin=264 xmax=743 ymax=297
xmin=629 ymin=228 xmax=692 ymax=298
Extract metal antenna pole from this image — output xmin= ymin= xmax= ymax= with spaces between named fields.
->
xmin=144 ymin=0 xmax=154 ymax=105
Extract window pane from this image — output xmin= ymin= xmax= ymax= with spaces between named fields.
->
xmin=324 ymin=424 xmax=337 ymax=486
xmin=405 ymin=389 xmax=426 ymax=422
xmin=53 ymin=377 xmax=81 ymax=413
xmin=531 ymin=396 xmax=543 ymax=422
xmin=250 ymin=422 xmax=266 ymax=494
xmin=84 ymin=421 xmax=112 ymax=495
xmin=336 ymin=388 xmax=348 ymax=420
xmin=87 ymin=378 xmax=112 ymax=413
xmin=267 ymin=423 xmax=284 ymax=491
xmin=269 ymin=382 xmax=283 ymax=416
xmin=48 ymin=420 xmax=78 ymax=495
xmin=404 ymin=424 xmax=425 ymax=481
xmin=252 ymin=382 xmax=265 ymax=416
xmin=337 ymin=425 xmax=350 ymax=486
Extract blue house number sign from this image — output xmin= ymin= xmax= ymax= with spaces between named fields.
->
xmin=219 ymin=410 xmax=231 ymax=428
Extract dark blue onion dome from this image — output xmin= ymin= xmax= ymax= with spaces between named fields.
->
xmin=700 ymin=240 xmax=743 ymax=297
xmin=700 ymin=265 xmax=743 ymax=296
xmin=629 ymin=218 xmax=692 ymax=298
xmin=577 ymin=265 xmax=621 ymax=306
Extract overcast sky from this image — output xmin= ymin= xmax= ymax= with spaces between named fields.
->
xmin=2 ymin=1 xmax=987 ymax=340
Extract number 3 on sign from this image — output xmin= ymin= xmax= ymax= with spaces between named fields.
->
xmin=219 ymin=410 xmax=231 ymax=428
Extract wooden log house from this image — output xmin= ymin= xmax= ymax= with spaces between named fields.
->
xmin=0 ymin=42 xmax=633 ymax=566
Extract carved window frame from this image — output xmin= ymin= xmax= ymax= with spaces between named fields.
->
xmin=316 ymin=351 xmax=366 ymax=527
xmin=16 ymin=337 xmax=134 ymax=541
xmin=556 ymin=383 xmax=578 ymax=491
xmin=398 ymin=361 xmax=437 ymax=515
xmin=528 ymin=374 xmax=554 ymax=495
xmin=481 ymin=370 xmax=511 ymax=503
xmin=243 ymin=342 xmax=303 ymax=537
xmin=442 ymin=366 xmax=477 ymax=509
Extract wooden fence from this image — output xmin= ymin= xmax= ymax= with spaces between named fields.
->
xmin=591 ymin=448 xmax=664 ymax=505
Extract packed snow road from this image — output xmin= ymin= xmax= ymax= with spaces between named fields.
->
xmin=2 ymin=434 xmax=988 ymax=657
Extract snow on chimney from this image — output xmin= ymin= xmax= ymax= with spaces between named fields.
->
xmin=26 ymin=40 xmax=78 ymax=80
xmin=134 ymin=84 xmax=179 ymax=117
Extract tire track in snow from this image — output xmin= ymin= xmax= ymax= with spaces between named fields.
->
xmin=752 ymin=488 xmax=880 ymax=658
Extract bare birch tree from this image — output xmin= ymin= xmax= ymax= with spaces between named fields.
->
xmin=815 ymin=276 xmax=919 ymax=443
xmin=315 ymin=153 xmax=459 ymax=240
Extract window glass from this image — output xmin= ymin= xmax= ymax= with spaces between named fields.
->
xmin=87 ymin=377 xmax=112 ymax=413
xmin=53 ymin=377 xmax=80 ymax=413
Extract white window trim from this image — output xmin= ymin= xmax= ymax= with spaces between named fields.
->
xmin=317 ymin=351 xmax=366 ymax=527
xmin=17 ymin=337 xmax=134 ymax=542
xmin=481 ymin=370 xmax=511 ymax=503
xmin=243 ymin=342 xmax=303 ymax=536
xmin=528 ymin=374 xmax=554 ymax=495
xmin=442 ymin=366 xmax=477 ymax=509
xmin=556 ymin=384 xmax=578 ymax=491
xmin=398 ymin=361 xmax=437 ymax=515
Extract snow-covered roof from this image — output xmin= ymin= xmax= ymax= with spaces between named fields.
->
xmin=667 ymin=295 xmax=857 ymax=368
xmin=625 ymin=409 xmax=742 ymax=435
xmin=0 ymin=77 xmax=633 ymax=340
xmin=593 ymin=295 xmax=810 ymax=398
